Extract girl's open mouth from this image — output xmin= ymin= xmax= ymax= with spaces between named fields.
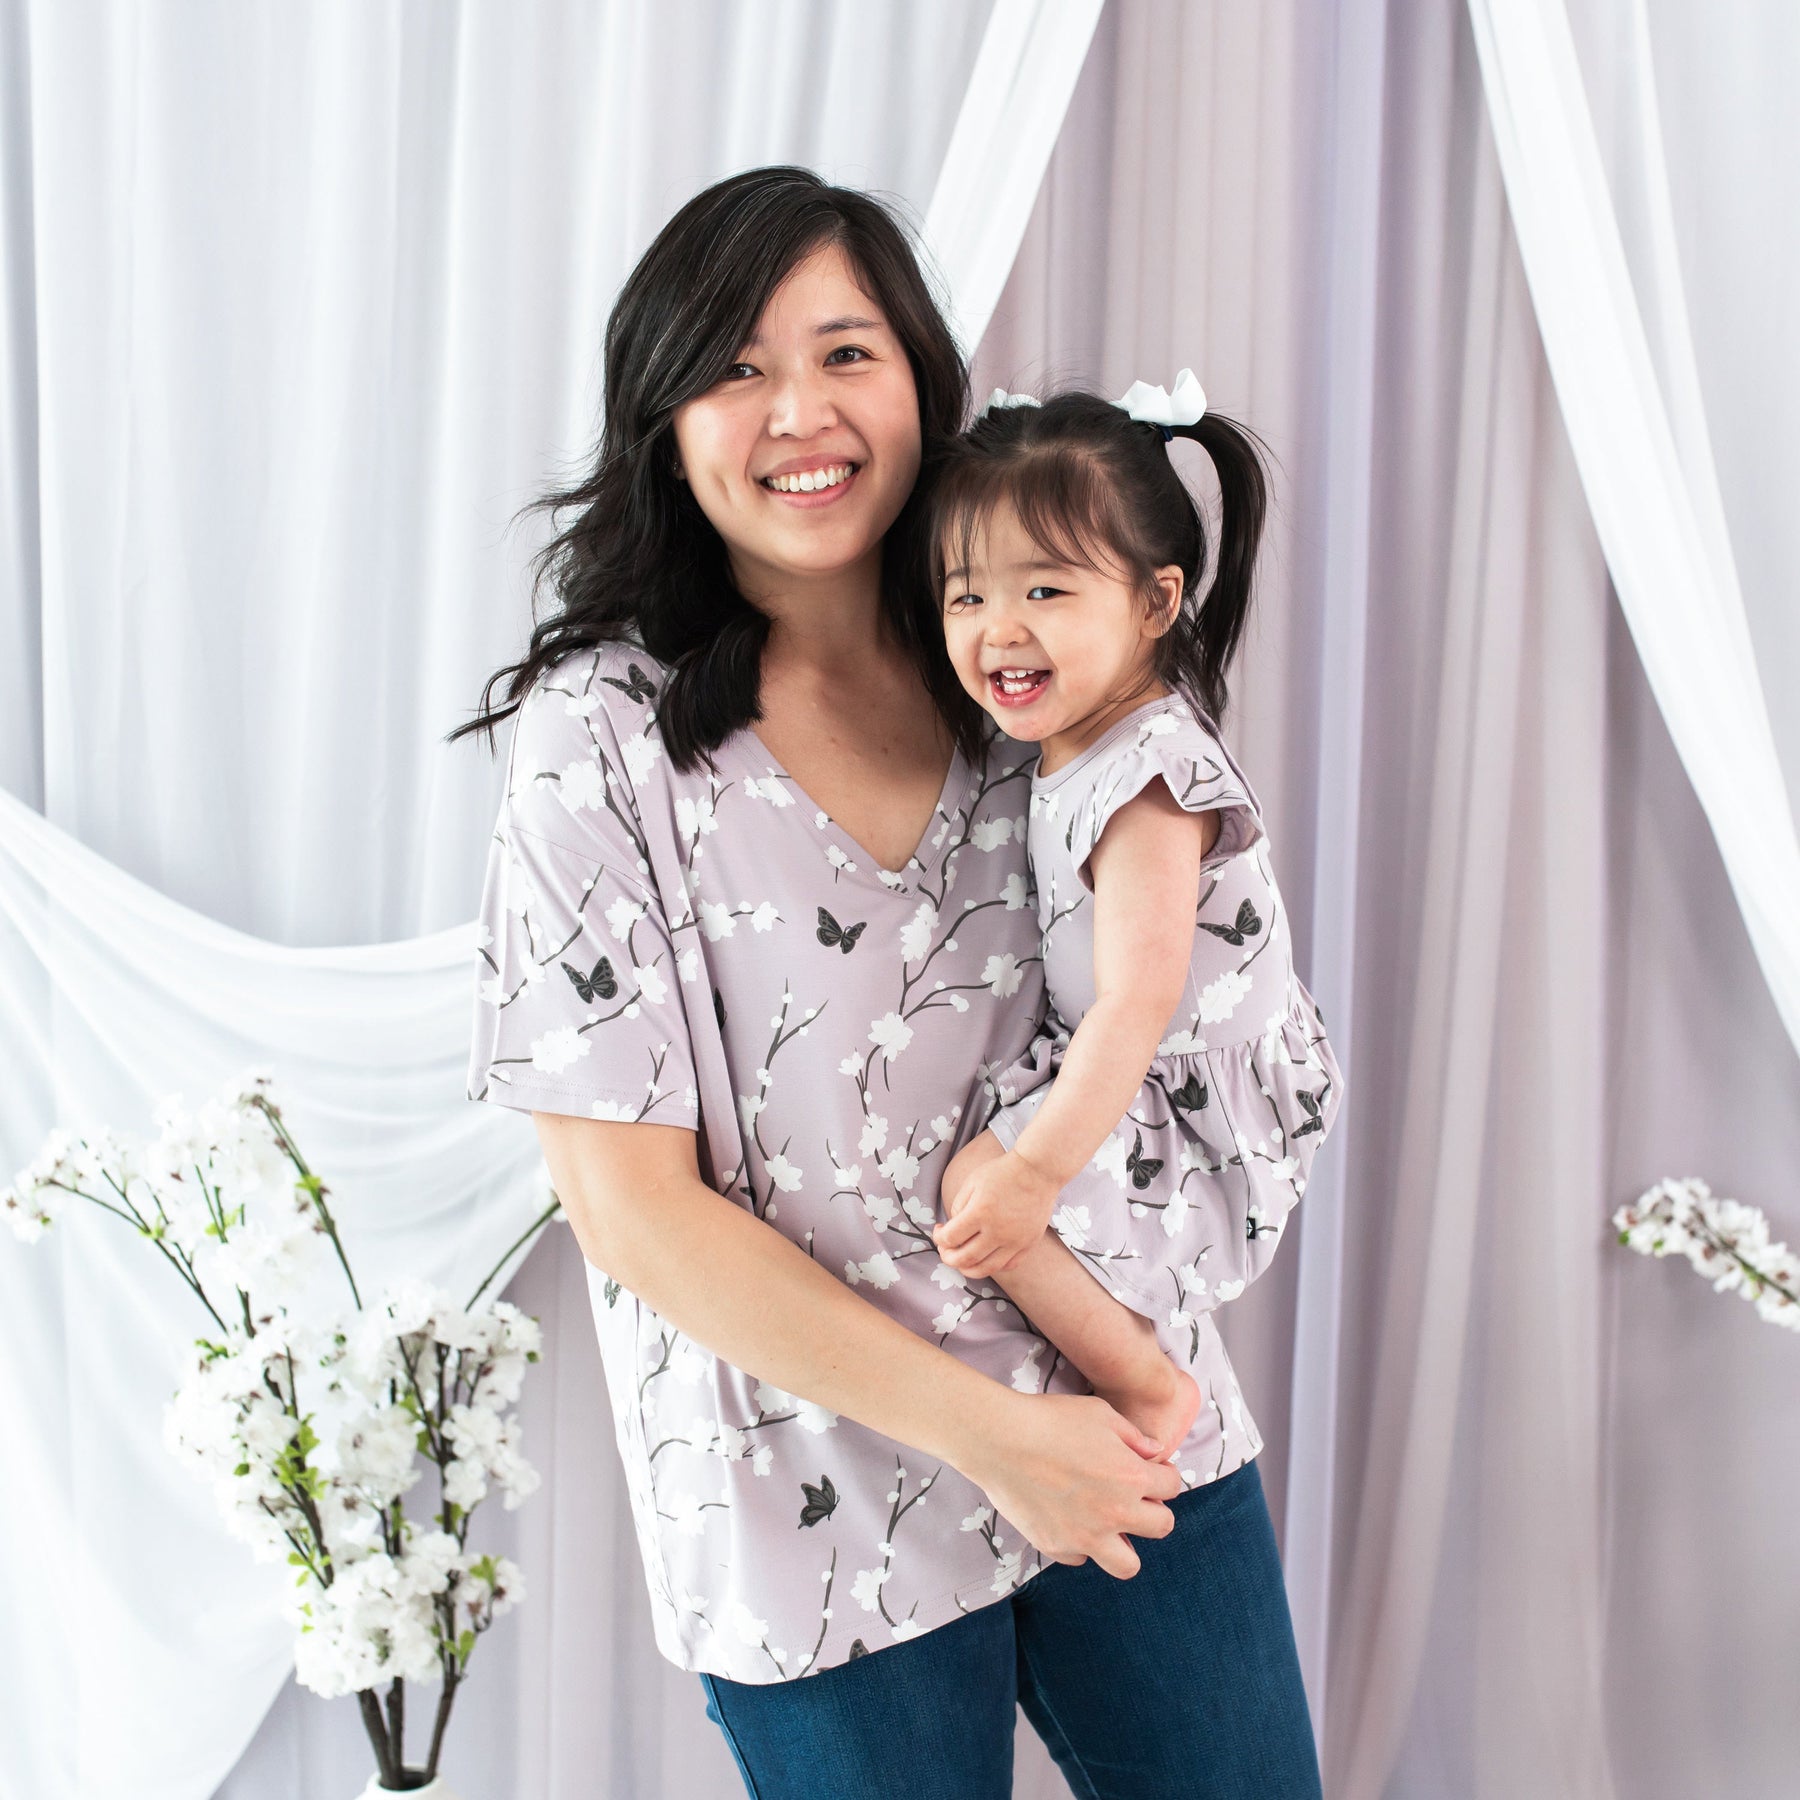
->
xmin=760 ymin=461 xmax=860 ymax=507
xmin=988 ymin=667 xmax=1052 ymax=708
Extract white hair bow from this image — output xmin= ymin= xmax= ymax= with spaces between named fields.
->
xmin=982 ymin=387 xmax=1040 ymax=414
xmin=1113 ymin=367 xmax=1207 ymax=430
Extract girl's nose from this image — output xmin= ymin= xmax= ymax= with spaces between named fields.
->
xmin=985 ymin=608 xmax=1032 ymax=648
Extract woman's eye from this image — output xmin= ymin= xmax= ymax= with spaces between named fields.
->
xmin=722 ymin=362 xmax=759 ymax=382
xmin=826 ymin=345 xmax=871 ymax=365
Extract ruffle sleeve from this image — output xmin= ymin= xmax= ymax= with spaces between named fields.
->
xmin=466 ymin=653 xmax=699 ymax=1127
xmin=1062 ymin=712 xmax=1264 ymax=892
xmin=987 ymin=982 xmax=1345 ymax=1369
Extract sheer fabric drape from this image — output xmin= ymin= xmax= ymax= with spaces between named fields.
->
xmin=5 ymin=2 xmax=1797 ymax=1798
xmin=0 ymin=4 xmax=1114 ymax=1796
xmin=977 ymin=2 xmax=1799 ymax=1796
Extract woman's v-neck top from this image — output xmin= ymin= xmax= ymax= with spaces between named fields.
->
xmin=465 ymin=642 xmax=1264 ymax=1683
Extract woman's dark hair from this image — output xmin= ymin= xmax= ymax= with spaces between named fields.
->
xmin=927 ymin=392 xmax=1270 ymax=730
xmin=449 ymin=165 xmax=972 ymax=768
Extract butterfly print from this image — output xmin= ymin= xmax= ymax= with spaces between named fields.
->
xmin=562 ymin=955 xmax=618 ymax=1002
xmin=798 ymin=1473 xmax=840 ymax=1528
xmin=815 ymin=907 xmax=866 ymax=953
xmin=599 ymin=661 xmax=657 ymax=703
xmin=470 ymin=654 xmax=1340 ymax=1684
xmin=1199 ymin=897 xmax=1262 ymax=946
xmin=1168 ymin=1073 xmax=1209 ymax=1112
xmin=1126 ymin=1129 xmax=1164 ymax=1191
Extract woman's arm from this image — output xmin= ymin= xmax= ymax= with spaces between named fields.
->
xmin=535 ymin=1111 xmax=1186 ymax=1578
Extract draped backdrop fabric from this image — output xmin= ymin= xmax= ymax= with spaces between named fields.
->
xmin=974 ymin=1 xmax=1799 ymax=1796
xmin=0 ymin=2 xmax=1107 ymax=1795
xmin=4 ymin=3 xmax=1799 ymax=1800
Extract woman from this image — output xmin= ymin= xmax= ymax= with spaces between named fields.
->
xmin=456 ymin=166 xmax=1321 ymax=1799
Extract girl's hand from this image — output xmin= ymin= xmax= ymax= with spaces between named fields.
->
xmin=933 ymin=1143 xmax=1064 ymax=1278
xmin=959 ymin=1388 xmax=1184 ymax=1579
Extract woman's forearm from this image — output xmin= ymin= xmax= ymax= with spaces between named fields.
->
xmin=534 ymin=1113 xmax=1014 ymax=1480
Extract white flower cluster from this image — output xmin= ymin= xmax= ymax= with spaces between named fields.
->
xmin=4 ymin=1070 xmax=545 ymax=1708
xmin=1613 ymin=1176 xmax=1800 ymax=1331
xmin=287 ymin=1532 xmax=526 ymax=1700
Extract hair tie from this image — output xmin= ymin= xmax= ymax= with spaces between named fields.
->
xmin=982 ymin=387 xmax=1040 ymax=417
xmin=1114 ymin=368 xmax=1207 ymax=437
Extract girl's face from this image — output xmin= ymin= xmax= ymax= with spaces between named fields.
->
xmin=941 ymin=498 xmax=1184 ymax=760
xmin=671 ymin=240 xmax=922 ymax=599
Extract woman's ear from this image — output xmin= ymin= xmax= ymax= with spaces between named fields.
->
xmin=1146 ymin=564 xmax=1185 ymax=637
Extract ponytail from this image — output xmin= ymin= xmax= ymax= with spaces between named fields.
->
xmin=1161 ymin=413 xmax=1270 ymax=727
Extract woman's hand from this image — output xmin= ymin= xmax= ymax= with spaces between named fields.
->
xmin=540 ymin=1115 xmax=1183 ymax=1583
xmin=933 ymin=1134 xmax=1063 ymax=1278
xmin=959 ymin=1388 xmax=1186 ymax=1580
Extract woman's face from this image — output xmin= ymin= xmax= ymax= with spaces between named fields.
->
xmin=671 ymin=240 xmax=922 ymax=599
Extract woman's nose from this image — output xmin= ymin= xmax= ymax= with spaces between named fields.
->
xmin=766 ymin=371 xmax=837 ymax=440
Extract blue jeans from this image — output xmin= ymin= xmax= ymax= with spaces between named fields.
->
xmin=698 ymin=1457 xmax=1322 ymax=1799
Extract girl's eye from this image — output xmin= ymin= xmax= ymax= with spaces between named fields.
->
xmin=946 ymin=591 xmax=980 ymax=612
xmin=1026 ymin=585 xmax=1065 ymax=600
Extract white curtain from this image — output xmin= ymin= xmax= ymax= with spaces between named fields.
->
xmin=8 ymin=2 xmax=1798 ymax=1797
xmin=1467 ymin=0 xmax=1800 ymax=1059
xmin=976 ymin=2 xmax=1800 ymax=1796
xmin=0 ymin=4 xmax=1105 ymax=1797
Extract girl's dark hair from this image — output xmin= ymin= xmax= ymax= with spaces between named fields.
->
xmin=928 ymin=392 xmax=1270 ymax=730
xmin=449 ymin=166 xmax=972 ymax=768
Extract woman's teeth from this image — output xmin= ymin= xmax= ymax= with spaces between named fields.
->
xmin=763 ymin=462 xmax=855 ymax=494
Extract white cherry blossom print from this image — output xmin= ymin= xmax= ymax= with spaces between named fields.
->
xmin=467 ymin=648 xmax=1297 ymax=1686
xmin=558 ymin=758 xmax=607 ymax=811
xmin=982 ymin=690 xmax=1346 ymax=1387
xmin=867 ymin=1013 xmax=913 ymax=1063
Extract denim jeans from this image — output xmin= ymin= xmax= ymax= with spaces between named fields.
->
xmin=697 ymin=1457 xmax=1323 ymax=1799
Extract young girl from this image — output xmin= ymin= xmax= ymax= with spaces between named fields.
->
xmin=930 ymin=376 xmax=1346 ymax=1467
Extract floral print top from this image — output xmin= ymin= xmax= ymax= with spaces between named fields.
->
xmin=466 ymin=644 xmax=1270 ymax=1684
xmin=985 ymin=691 xmax=1345 ymax=1361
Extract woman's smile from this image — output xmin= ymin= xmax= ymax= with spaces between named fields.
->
xmin=759 ymin=457 xmax=862 ymax=504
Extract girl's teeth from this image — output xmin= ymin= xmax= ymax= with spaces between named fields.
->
xmin=766 ymin=463 xmax=853 ymax=493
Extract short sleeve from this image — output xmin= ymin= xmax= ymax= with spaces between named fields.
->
xmin=1063 ymin=709 xmax=1264 ymax=892
xmin=467 ymin=660 xmax=699 ymax=1128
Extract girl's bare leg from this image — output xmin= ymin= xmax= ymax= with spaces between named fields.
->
xmin=942 ymin=1133 xmax=1200 ymax=1459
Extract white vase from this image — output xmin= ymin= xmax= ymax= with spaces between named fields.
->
xmin=355 ymin=1775 xmax=463 ymax=1799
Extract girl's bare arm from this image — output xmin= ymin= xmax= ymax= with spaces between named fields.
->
xmin=533 ymin=1112 xmax=1186 ymax=1576
xmin=1007 ymin=784 xmax=1214 ymax=1187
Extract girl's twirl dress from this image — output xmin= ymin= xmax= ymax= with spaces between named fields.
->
xmin=985 ymin=690 xmax=1345 ymax=1364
